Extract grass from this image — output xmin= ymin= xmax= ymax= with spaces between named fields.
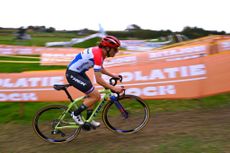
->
xmin=146 ymin=93 xmax=230 ymax=112
xmin=0 ymin=32 xmax=100 ymax=47
xmin=0 ymin=55 xmax=66 ymax=73
xmin=152 ymin=135 xmax=225 ymax=153
xmin=0 ymin=102 xmax=71 ymax=124
xmin=0 ymin=35 xmax=71 ymax=46
xmin=0 ymin=92 xmax=230 ymax=124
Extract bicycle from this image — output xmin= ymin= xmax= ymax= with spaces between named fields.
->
xmin=32 ymin=76 xmax=150 ymax=143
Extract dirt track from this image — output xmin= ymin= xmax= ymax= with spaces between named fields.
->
xmin=1 ymin=106 xmax=230 ymax=153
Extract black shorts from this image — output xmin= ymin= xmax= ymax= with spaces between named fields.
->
xmin=66 ymin=69 xmax=94 ymax=94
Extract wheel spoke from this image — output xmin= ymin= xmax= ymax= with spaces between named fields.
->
xmin=103 ymin=95 xmax=150 ymax=134
xmin=32 ymin=105 xmax=81 ymax=143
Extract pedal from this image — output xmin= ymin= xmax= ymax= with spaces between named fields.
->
xmin=82 ymin=122 xmax=91 ymax=131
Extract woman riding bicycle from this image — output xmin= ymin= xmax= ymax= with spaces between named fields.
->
xmin=65 ymin=35 xmax=123 ymax=127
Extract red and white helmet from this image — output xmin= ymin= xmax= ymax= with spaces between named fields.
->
xmin=100 ymin=35 xmax=120 ymax=48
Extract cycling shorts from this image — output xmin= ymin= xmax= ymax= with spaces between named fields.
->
xmin=65 ymin=69 xmax=95 ymax=94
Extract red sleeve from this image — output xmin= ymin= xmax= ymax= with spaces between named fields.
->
xmin=93 ymin=47 xmax=103 ymax=72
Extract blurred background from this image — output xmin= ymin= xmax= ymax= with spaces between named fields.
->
xmin=0 ymin=0 xmax=230 ymax=153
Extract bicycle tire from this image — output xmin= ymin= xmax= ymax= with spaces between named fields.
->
xmin=32 ymin=104 xmax=81 ymax=143
xmin=102 ymin=95 xmax=150 ymax=134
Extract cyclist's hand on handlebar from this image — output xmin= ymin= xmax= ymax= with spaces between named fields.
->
xmin=112 ymin=86 xmax=124 ymax=93
xmin=112 ymin=74 xmax=121 ymax=80
xmin=109 ymin=75 xmax=125 ymax=94
xmin=109 ymin=75 xmax=123 ymax=86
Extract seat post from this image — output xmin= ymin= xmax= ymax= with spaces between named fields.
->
xmin=63 ymin=88 xmax=74 ymax=102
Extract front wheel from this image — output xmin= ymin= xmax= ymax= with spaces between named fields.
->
xmin=32 ymin=105 xmax=81 ymax=143
xmin=102 ymin=95 xmax=150 ymax=134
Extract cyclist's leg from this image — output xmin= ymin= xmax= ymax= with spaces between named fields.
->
xmin=83 ymin=89 xmax=100 ymax=107
xmin=81 ymin=73 xmax=100 ymax=118
xmin=84 ymin=90 xmax=101 ymax=126
xmin=72 ymin=72 xmax=101 ymax=126
xmin=66 ymin=70 xmax=100 ymax=116
xmin=86 ymin=110 xmax=93 ymax=119
xmin=75 ymin=72 xmax=100 ymax=109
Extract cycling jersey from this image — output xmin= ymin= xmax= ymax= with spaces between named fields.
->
xmin=67 ymin=47 xmax=104 ymax=73
xmin=66 ymin=46 xmax=104 ymax=94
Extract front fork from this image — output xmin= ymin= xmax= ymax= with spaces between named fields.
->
xmin=110 ymin=95 xmax=128 ymax=119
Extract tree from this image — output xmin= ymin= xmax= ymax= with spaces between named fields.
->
xmin=181 ymin=26 xmax=226 ymax=39
xmin=46 ymin=27 xmax=56 ymax=33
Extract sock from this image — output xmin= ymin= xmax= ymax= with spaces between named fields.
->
xmin=86 ymin=110 xmax=93 ymax=120
xmin=74 ymin=104 xmax=87 ymax=116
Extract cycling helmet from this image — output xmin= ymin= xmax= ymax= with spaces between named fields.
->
xmin=100 ymin=35 xmax=120 ymax=48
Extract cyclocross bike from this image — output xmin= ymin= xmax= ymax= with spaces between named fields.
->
xmin=32 ymin=76 xmax=150 ymax=143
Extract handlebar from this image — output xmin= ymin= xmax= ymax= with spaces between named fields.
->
xmin=109 ymin=75 xmax=123 ymax=86
xmin=109 ymin=75 xmax=125 ymax=99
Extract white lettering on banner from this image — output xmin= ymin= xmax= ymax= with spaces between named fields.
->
xmin=181 ymin=66 xmax=189 ymax=77
xmin=0 ymin=76 xmax=64 ymax=88
xmin=0 ymin=93 xmax=37 ymax=101
xmin=16 ymin=48 xmax=33 ymax=54
xmin=189 ymin=64 xmax=206 ymax=76
xmin=166 ymin=55 xmax=206 ymax=61
xmin=126 ymin=85 xmax=176 ymax=96
xmin=104 ymin=56 xmax=137 ymax=66
xmin=118 ymin=64 xmax=206 ymax=82
xmin=41 ymin=54 xmax=76 ymax=62
xmin=149 ymin=46 xmax=206 ymax=59
xmin=221 ymin=41 xmax=230 ymax=51
xmin=0 ymin=48 xmax=14 ymax=54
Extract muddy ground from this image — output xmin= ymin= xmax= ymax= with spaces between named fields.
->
xmin=0 ymin=106 xmax=230 ymax=153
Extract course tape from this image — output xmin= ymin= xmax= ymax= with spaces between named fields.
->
xmin=0 ymin=60 xmax=40 ymax=63
xmin=0 ymin=54 xmax=40 ymax=59
xmin=0 ymin=54 xmax=40 ymax=63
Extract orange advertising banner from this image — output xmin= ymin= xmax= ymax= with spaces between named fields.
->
xmin=0 ymin=53 xmax=230 ymax=102
xmin=40 ymin=48 xmax=82 ymax=65
xmin=40 ymin=49 xmax=139 ymax=66
xmin=217 ymin=38 xmax=230 ymax=53
xmin=40 ymin=43 xmax=211 ymax=67
xmin=40 ymin=35 xmax=230 ymax=66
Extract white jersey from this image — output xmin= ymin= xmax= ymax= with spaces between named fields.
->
xmin=67 ymin=47 xmax=104 ymax=73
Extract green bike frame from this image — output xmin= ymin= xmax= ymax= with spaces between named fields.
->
xmin=54 ymin=89 xmax=113 ymax=130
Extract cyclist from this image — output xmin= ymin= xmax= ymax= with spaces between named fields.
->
xmin=66 ymin=35 xmax=123 ymax=127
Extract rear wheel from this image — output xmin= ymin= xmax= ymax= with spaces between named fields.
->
xmin=32 ymin=105 xmax=81 ymax=143
xmin=102 ymin=95 xmax=150 ymax=134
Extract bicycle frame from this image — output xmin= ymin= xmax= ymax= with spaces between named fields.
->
xmin=33 ymin=76 xmax=150 ymax=143
xmin=54 ymin=88 xmax=113 ymax=130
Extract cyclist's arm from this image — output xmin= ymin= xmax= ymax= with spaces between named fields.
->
xmin=94 ymin=71 xmax=116 ymax=90
xmin=101 ymin=66 xmax=119 ymax=78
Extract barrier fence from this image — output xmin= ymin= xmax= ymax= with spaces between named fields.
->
xmin=0 ymin=35 xmax=230 ymax=102
xmin=0 ymin=52 xmax=230 ymax=102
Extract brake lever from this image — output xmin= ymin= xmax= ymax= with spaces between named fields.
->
xmin=118 ymin=75 xmax=123 ymax=82
xmin=112 ymin=86 xmax=125 ymax=99
xmin=109 ymin=76 xmax=125 ymax=98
